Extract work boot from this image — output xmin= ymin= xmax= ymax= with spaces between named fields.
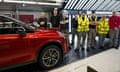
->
xmin=81 ymin=48 xmax=85 ymax=51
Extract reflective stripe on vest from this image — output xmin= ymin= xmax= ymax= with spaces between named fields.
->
xmin=78 ymin=16 xmax=89 ymax=32
xmin=89 ymin=16 xmax=97 ymax=21
xmin=97 ymin=19 xmax=109 ymax=34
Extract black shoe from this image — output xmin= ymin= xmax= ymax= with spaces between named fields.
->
xmin=109 ymin=46 xmax=113 ymax=48
xmin=87 ymin=48 xmax=90 ymax=52
xmin=99 ymin=46 xmax=104 ymax=49
xmin=110 ymin=46 xmax=114 ymax=48
xmin=92 ymin=46 xmax=95 ymax=50
xmin=114 ymin=46 xmax=119 ymax=49
xmin=71 ymin=43 xmax=74 ymax=45
xmin=81 ymin=48 xmax=85 ymax=51
xmin=69 ymin=46 xmax=72 ymax=50
xmin=75 ymin=48 xmax=79 ymax=52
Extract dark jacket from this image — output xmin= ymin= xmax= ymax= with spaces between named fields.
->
xmin=89 ymin=16 xmax=98 ymax=29
xmin=38 ymin=18 xmax=47 ymax=28
xmin=59 ymin=17 xmax=69 ymax=29
xmin=72 ymin=18 xmax=78 ymax=29
xmin=50 ymin=15 xmax=60 ymax=27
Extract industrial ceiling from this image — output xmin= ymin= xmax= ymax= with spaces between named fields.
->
xmin=0 ymin=0 xmax=63 ymax=11
xmin=64 ymin=0 xmax=120 ymax=11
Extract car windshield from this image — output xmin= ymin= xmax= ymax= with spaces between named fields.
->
xmin=28 ymin=21 xmax=40 ymax=30
xmin=3 ymin=15 xmax=35 ymax=31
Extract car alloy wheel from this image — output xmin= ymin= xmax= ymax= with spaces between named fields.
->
xmin=38 ymin=45 xmax=62 ymax=69
xmin=42 ymin=48 xmax=60 ymax=67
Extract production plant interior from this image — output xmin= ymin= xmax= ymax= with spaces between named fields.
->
xmin=0 ymin=0 xmax=120 ymax=72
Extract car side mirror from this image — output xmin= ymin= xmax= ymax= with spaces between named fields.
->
xmin=17 ymin=28 xmax=26 ymax=37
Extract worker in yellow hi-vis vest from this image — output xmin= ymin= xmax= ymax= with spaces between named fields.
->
xmin=97 ymin=15 xmax=109 ymax=49
xmin=88 ymin=11 xmax=99 ymax=51
xmin=75 ymin=11 xmax=89 ymax=52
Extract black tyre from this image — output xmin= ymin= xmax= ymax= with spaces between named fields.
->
xmin=38 ymin=45 xmax=62 ymax=69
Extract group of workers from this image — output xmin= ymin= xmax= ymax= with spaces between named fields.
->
xmin=37 ymin=8 xmax=120 ymax=52
xmin=72 ymin=10 xmax=120 ymax=52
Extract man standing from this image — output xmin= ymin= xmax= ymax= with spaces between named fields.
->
xmin=97 ymin=15 xmax=109 ymax=49
xmin=59 ymin=11 xmax=69 ymax=46
xmin=71 ymin=13 xmax=79 ymax=46
xmin=88 ymin=11 xmax=99 ymax=50
xmin=38 ymin=12 xmax=47 ymax=28
xmin=76 ymin=11 xmax=89 ymax=51
xmin=50 ymin=8 xmax=60 ymax=30
xmin=109 ymin=11 xmax=120 ymax=49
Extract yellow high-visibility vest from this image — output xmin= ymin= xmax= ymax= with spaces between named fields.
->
xmin=97 ymin=18 xmax=109 ymax=34
xmin=77 ymin=16 xmax=89 ymax=32
xmin=89 ymin=16 xmax=97 ymax=22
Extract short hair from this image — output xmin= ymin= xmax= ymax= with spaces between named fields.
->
xmin=81 ymin=10 xmax=86 ymax=13
xmin=54 ymin=8 xmax=58 ymax=10
xmin=74 ymin=12 xmax=78 ymax=15
xmin=40 ymin=12 xmax=46 ymax=16
xmin=92 ymin=10 xmax=95 ymax=13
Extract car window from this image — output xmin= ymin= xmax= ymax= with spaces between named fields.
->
xmin=0 ymin=16 xmax=24 ymax=34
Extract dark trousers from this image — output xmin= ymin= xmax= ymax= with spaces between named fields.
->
xmin=109 ymin=29 xmax=119 ymax=47
xmin=77 ymin=32 xmax=88 ymax=48
xmin=118 ymin=28 xmax=120 ymax=46
xmin=99 ymin=34 xmax=106 ymax=47
xmin=60 ymin=29 xmax=70 ymax=45
xmin=88 ymin=29 xmax=97 ymax=48
xmin=71 ymin=28 xmax=78 ymax=45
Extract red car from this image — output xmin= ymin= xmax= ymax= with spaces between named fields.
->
xmin=0 ymin=15 xmax=68 ymax=70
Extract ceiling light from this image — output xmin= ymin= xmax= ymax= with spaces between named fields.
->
xmin=109 ymin=1 xmax=119 ymax=10
xmin=83 ymin=0 xmax=92 ymax=10
xmin=87 ymin=0 xmax=96 ymax=10
xmin=77 ymin=0 xmax=84 ymax=10
xmin=103 ymin=1 xmax=116 ymax=10
xmin=67 ymin=0 xmax=75 ymax=9
xmin=64 ymin=0 xmax=71 ymax=9
xmin=4 ymin=0 xmax=61 ymax=6
xmin=78 ymin=0 xmax=88 ymax=10
xmin=74 ymin=0 xmax=82 ymax=9
xmin=85 ymin=0 xmax=96 ymax=10
xmin=97 ymin=0 xmax=111 ymax=10
xmin=70 ymin=0 xmax=78 ymax=9
xmin=91 ymin=0 xmax=104 ymax=10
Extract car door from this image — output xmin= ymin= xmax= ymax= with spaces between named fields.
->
xmin=0 ymin=16 xmax=30 ymax=67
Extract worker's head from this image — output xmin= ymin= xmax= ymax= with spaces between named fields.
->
xmin=91 ymin=10 xmax=96 ymax=17
xmin=81 ymin=10 xmax=86 ymax=17
xmin=74 ymin=13 xmax=78 ymax=18
xmin=40 ymin=12 xmax=46 ymax=18
xmin=112 ymin=11 xmax=117 ymax=16
xmin=62 ymin=11 xmax=67 ymax=18
xmin=102 ymin=15 xmax=106 ymax=19
xmin=53 ymin=8 xmax=58 ymax=16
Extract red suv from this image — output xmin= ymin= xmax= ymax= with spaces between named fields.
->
xmin=0 ymin=15 xmax=68 ymax=70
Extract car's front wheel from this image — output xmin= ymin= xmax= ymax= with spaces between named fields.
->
xmin=38 ymin=45 xmax=62 ymax=69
